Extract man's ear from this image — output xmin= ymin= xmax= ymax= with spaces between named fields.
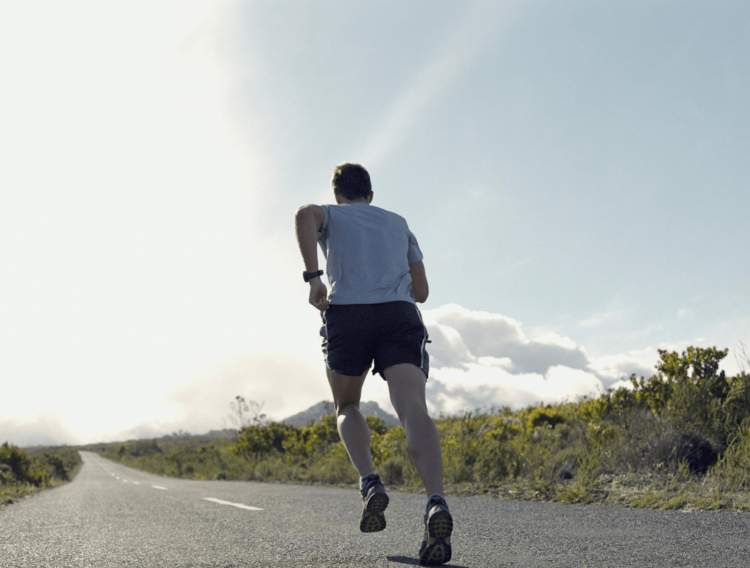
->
xmin=368 ymin=191 xmax=374 ymax=203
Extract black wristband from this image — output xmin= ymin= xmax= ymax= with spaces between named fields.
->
xmin=303 ymin=269 xmax=324 ymax=283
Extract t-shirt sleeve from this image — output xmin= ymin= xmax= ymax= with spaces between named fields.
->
xmin=407 ymin=228 xmax=424 ymax=264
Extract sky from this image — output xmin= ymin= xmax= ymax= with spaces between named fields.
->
xmin=1 ymin=0 xmax=748 ymax=446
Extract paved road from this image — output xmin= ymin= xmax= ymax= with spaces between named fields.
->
xmin=1 ymin=451 xmax=749 ymax=567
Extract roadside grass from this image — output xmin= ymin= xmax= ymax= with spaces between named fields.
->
xmin=0 ymin=483 xmax=38 ymax=506
xmin=0 ymin=444 xmax=83 ymax=507
xmin=87 ymin=422 xmax=750 ymax=513
xmin=89 ymin=414 xmax=750 ymax=511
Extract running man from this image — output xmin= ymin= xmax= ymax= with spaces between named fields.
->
xmin=294 ymin=163 xmax=454 ymax=566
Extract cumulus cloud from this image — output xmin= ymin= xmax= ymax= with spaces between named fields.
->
xmin=587 ymin=347 xmax=659 ymax=382
xmin=425 ymin=322 xmax=476 ymax=370
xmin=423 ymin=304 xmax=590 ymax=375
xmin=419 ymin=303 xmax=658 ymax=416
xmin=424 ymin=363 xmax=606 ymax=417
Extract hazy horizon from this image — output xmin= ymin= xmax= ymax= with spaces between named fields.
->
xmin=2 ymin=1 xmax=748 ymax=447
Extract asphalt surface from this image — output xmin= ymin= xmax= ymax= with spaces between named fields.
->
xmin=0 ymin=451 xmax=749 ymax=567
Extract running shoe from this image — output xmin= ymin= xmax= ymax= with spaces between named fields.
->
xmin=418 ymin=494 xmax=453 ymax=566
xmin=359 ymin=473 xmax=389 ymax=533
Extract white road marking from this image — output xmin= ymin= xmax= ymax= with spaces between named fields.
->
xmin=152 ymin=485 xmax=168 ymax=490
xmin=132 ymin=481 xmax=140 ymax=485
xmin=203 ymin=497 xmax=263 ymax=511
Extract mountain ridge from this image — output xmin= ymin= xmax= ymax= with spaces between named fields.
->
xmin=282 ymin=400 xmax=399 ymax=428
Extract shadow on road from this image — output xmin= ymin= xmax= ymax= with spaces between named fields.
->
xmin=387 ymin=555 xmax=469 ymax=567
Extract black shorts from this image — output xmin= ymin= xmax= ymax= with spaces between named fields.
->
xmin=319 ymin=301 xmax=430 ymax=380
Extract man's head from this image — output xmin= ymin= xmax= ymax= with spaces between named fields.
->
xmin=332 ymin=163 xmax=373 ymax=204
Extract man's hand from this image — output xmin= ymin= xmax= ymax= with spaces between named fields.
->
xmin=309 ymin=278 xmax=329 ymax=312
xmin=409 ymin=260 xmax=429 ymax=303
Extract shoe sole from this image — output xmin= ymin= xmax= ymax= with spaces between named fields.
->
xmin=419 ymin=509 xmax=453 ymax=566
xmin=360 ymin=491 xmax=389 ymax=533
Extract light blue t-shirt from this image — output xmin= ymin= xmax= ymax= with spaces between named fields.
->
xmin=317 ymin=202 xmax=424 ymax=305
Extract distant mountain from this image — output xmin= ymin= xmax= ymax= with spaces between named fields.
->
xmin=191 ymin=428 xmax=239 ymax=441
xmin=282 ymin=400 xmax=400 ymax=428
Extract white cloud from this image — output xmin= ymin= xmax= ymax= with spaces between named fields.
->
xmin=423 ymin=304 xmax=590 ymax=375
xmin=423 ymin=321 xmax=476 ymax=370
xmin=423 ymin=363 xmax=605 ymax=417
xmin=411 ymin=303 xmax=711 ymax=416
xmin=588 ymin=346 xmax=659 ymax=382
xmin=414 ymin=304 xmax=609 ymax=415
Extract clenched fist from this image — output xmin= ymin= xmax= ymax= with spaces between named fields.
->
xmin=308 ymin=278 xmax=329 ymax=312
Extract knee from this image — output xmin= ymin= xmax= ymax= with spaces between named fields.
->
xmin=335 ymin=401 xmax=359 ymax=416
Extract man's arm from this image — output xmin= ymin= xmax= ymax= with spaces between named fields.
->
xmin=410 ymin=260 xmax=429 ymax=303
xmin=295 ymin=204 xmax=329 ymax=311
xmin=294 ymin=204 xmax=326 ymax=272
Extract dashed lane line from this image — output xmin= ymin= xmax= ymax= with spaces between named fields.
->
xmin=203 ymin=497 xmax=263 ymax=511
xmin=152 ymin=485 xmax=168 ymax=490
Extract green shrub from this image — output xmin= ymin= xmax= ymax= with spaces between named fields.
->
xmin=436 ymin=412 xmax=487 ymax=484
xmin=306 ymin=444 xmax=357 ymax=485
xmin=708 ymin=424 xmax=750 ymax=491
xmin=472 ymin=416 xmax=523 ymax=482
xmin=375 ymin=426 xmax=420 ymax=485
xmin=380 ymin=458 xmax=405 ymax=485
xmin=526 ymin=406 xmax=566 ymax=430
xmin=0 ymin=442 xmax=32 ymax=482
xmin=1 ymin=443 xmax=82 ymax=507
xmin=0 ymin=463 xmax=13 ymax=484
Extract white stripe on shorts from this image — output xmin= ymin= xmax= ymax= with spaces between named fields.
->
xmin=414 ymin=304 xmax=428 ymax=371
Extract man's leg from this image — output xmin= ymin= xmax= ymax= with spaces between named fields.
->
xmin=383 ymin=362 xmax=444 ymax=497
xmin=326 ymin=367 xmax=375 ymax=478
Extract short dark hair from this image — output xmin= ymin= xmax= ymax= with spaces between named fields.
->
xmin=332 ymin=163 xmax=372 ymax=200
